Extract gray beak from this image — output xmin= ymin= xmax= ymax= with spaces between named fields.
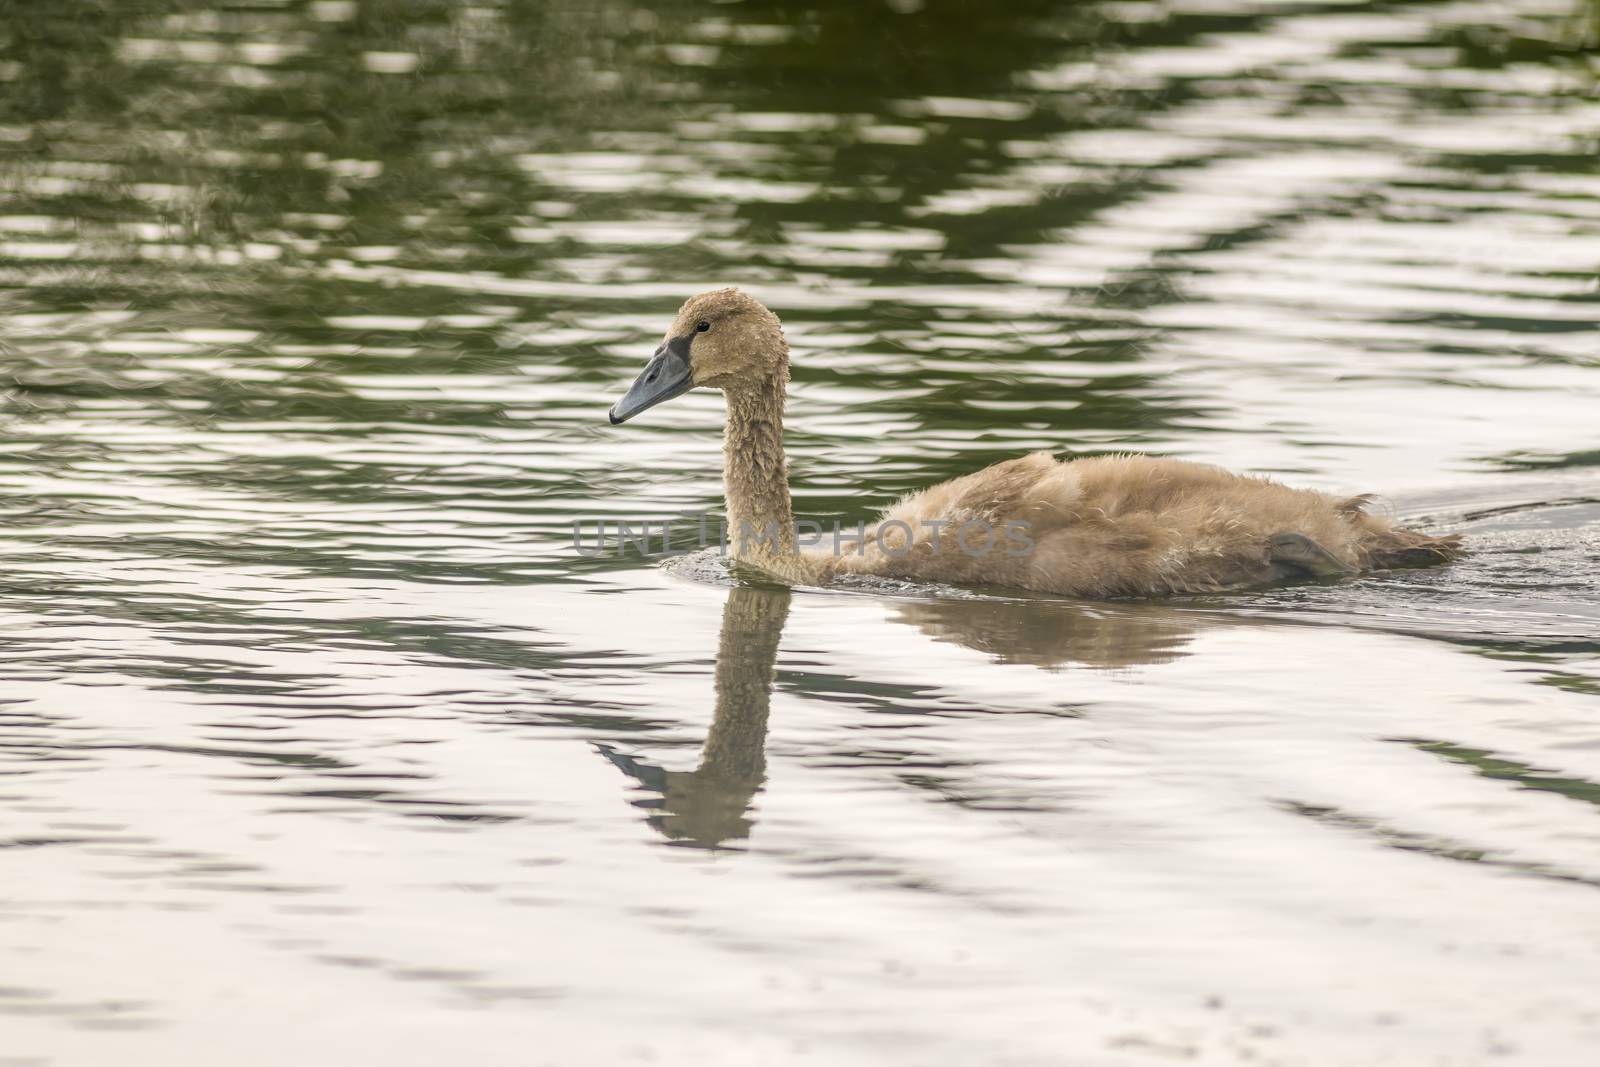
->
xmin=609 ymin=335 xmax=694 ymax=425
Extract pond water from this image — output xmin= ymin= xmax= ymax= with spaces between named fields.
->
xmin=2 ymin=0 xmax=1599 ymax=1063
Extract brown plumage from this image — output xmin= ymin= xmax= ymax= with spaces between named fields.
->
xmin=608 ymin=288 xmax=1463 ymax=599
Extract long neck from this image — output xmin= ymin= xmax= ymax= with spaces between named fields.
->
xmin=723 ymin=376 xmax=797 ymax=563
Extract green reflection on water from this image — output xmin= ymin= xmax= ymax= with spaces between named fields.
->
xmin=1 ymin=0 xmax=1597 ymax=616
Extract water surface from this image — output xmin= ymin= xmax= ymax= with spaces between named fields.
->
xmin=2 ymin=1 xmax=1599 ymax=1064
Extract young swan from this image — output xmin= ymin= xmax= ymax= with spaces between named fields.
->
xmin=608 ymin=288 xmax=1463 ymax=598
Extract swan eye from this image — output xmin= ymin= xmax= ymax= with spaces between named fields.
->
xmin=695 ymin=320 xmax=711 ymax=333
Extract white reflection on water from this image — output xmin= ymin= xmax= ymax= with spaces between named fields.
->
xmin=2 ymin=568 xmax=1600 ymax=1063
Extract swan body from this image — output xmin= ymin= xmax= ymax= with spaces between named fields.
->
xmin=608 ymin=289 xmax=1462 ymax=598
xmin=829 ymin=450 xmax=1457 ymax=597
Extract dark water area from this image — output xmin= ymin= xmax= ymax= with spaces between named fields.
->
xmin=2 ymin=1 xmax=1599 ymax=1064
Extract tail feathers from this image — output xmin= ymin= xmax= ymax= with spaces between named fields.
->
xmin=1367 ymin=529 xmax=1465 ymax=569
xmin=1336 ymin=493 xmax=1376 ymax=518
xmin=1339 ymin=493 xmax=1464 ymax=569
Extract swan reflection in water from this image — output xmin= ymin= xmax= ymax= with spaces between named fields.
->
xmin=598 ymin=586 xmax=1205 ymax=849
xmin=597 ymin=585 xmax=791 ymax=849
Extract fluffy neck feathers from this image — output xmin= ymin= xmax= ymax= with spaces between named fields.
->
xmin=723 ymin=376 xmax=795 ymax=562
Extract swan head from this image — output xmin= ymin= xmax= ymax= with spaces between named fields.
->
xmin=609 ymin=288 xmax=788 ymax=424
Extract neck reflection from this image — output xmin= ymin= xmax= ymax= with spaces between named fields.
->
xmin=600 ymin=584 xmax=791 ymax=850
xmin=600 ymin=587 xmax=1205 ymax=850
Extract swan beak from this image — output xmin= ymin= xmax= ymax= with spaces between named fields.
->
xmin=609 ymin=335 xmax=694 ymax=424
